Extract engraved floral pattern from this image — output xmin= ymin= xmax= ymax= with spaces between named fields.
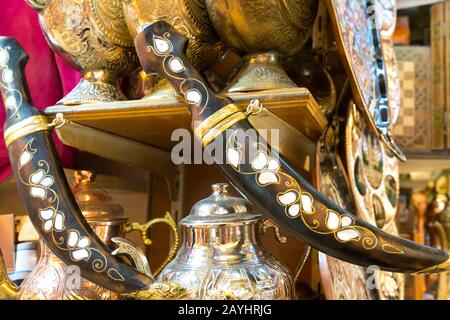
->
xmin=332 ymin=0 xmax=377 ymax=115
xmin=226 ymin=130 xmax=404 ymax=252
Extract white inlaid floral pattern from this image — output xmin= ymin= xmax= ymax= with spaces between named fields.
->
xmin=29 ymin=169 xmax=55 ymax=199
xmin=17 ymin=138 xmax=124 ymax=281
xmin=0 ymin=46 xmax=23 ymax=118
xmin=225 ymin=131 xmax=406 ymax=252
xmin=67 ymin=230 xmax=91 ymax=261
xmin=146 ymin=32 xmax=210 ymax=115
xmin=152 ymin=35 xmax=172 ymax=55
xmin=39 ymin=207 xmax=64 ymax=232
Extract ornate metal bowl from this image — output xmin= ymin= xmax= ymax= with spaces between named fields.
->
xmin=284 ymin=51 xmax=337 ymax=118
xmin=27 ymin=0 xmax=140 ymax=105
xmin=326 ymin=0 xmax=404 ymax=160
xmin=205 ymin=0 xmax=318 ymax=92
xmin=122 ymin=0 xmax=223 ymax=99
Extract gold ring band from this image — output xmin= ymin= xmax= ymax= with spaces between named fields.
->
xmin=4 ymin=115 xmax=50 ymax=147
xmin=201 ymin=111 xmax=247 ymax=146
xmin=194 ymin=104 xmax=241 ymax=141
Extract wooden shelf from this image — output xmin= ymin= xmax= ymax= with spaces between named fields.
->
xmin=45 ymin=88 xmax=326 ymax=151
xmin=43 ymin=87 xmax=326 ymax=189
xmin=399 ymin=151 xmax=450 ymax=173
xmin=398 ymin=0 xmax=443 ymax=9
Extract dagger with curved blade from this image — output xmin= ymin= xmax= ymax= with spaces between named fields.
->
xmin=134 ymin=21 xmax=450 ymax=274
xmin=0 ymin=36 xmax=154 ymax=293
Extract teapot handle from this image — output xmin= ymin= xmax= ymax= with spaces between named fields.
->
xmin=0 ymin=248 xmax=17 ymax=300
xmin=261 ymin=219 xmax=287 ymax=244
xmin=124 ymin=212 xmax=180 ymax=277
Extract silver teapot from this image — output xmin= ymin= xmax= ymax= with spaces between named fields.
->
xmin=158 ymin=183 xmax=294 ymax=300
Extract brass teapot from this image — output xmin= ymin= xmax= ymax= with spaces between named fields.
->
xmin=159 ymin=183 xmax=295 ymax=300
xmin=0 ymin=171 xmax=178 ymax=300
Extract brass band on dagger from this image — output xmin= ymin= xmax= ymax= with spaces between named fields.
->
xmin=134 ymin=21 xmax=450 ymax=274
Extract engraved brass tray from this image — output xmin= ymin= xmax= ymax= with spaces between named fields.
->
xmin=316 ymin=146 xmax=373 ymax=300
xmin=345 ymin=102 xmax=404 ymax=300
xmin=326 ymin=0 xmax=403 ymax=159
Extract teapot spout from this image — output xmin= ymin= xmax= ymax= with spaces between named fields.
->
xmin=0 ymin=249 xmax=18 ymax=300
xmin=24 ymin=0 xmax=50 ymax=11
xmin=111 ymin=237 xmax=154 ymax=280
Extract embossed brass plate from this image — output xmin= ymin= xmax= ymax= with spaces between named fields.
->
xmin=326 ymin=0 xmax=404 ymax=160
xmin=345 ymin=102 xmax=404 ymax=300
xmin=316 ymin=131 xmax=373 ymax=300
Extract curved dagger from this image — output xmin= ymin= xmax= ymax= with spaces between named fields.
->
xmin=135 ymin=21 xmax=450 ymax=274
xmin=0 ymin=37 xmax=153 ymax=293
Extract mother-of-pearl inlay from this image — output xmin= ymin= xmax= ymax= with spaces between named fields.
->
xmin=326 ymin=211 xmax=340 ymax=230
xmin=257 ymin=171 xmax=279 ymax=185
xmin=169 ymin=57 xmax=185 ymax=73
xmin=224 ymin=131 xmax=403 ymax=252
xmin=228 ymin=148 xmax=241 ymax=168
xmin=336 ymin=229 xmax=360 ymax=241
xmin=2 ymin=68 xmax=13 ymax=83
xmin=152 ymin=35 xmax=172 ymax=55
xmin=185 ymin=89 xmax=202 ymax=105
xmin=0 ymin=45 xmax=22 ymax=117
xmin=278 ymin=191 xmax=298 ymax=205
xmin=17 ymin=139 xmax=124 ymax=281
xmin=0 ymin=48 xmax=9 ymax=65
xmin=5 ymin=95 xmax=16 ymax=109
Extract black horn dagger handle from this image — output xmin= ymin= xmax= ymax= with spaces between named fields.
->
xmin=0 ymin=37 xmax=153 ymax=292
xmin=135 ymin=21 xmax=449 ymax=273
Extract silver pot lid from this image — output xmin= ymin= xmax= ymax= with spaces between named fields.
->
xmin=181 ymin=183 xmax=261 ymax=226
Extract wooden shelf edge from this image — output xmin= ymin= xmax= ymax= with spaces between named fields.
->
xmin=400 ymin=152 xmax=450 ymax=173
xmin=398 ymin=0 xmax=443 ymax=9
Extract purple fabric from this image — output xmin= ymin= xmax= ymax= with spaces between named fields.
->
xmin=0 ymin=2 xmax=80 ymax=182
